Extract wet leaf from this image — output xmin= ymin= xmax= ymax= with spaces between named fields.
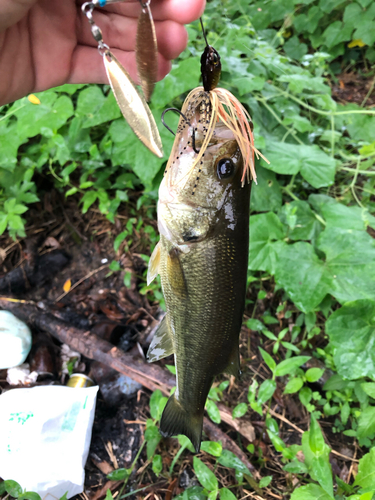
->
xmin=193 ymin=457 xmax=218 ymax=491
xmin=206 ymin=399 xmax=221 ymax=424
xmin=275 ymin=356 xmax=310 ymax=377
xmin=152 ymin=455 xmax=163 ymax=476
xmin=4 ymin=480 xmax=22 ymax=498
xmin=201 ymin=441 xmax=223 ymax=457
xmin=219 ymin=488 xmax=237 ymax=500
xmin=354 ymin=448 xmax=375 ymax=489
xmin=232 ymin=402 xmax=248 ymax=419
xmin=106 ymin=468 xmax=130 ymax=480
xmin=218 ymin=450 xmax=251 ymax=475
xmin=290 ymin=483 xmax=334 ymax=500
xmin=257 ymin=379 xmax=276 ymax=405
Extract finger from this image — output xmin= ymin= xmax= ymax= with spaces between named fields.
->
xmin=99 ymin=0 xmax=206 ymax=24
xmin=0 ymin=0 xmax=39 ymax=31
xmin=77 ymin=11 xmax=187 ymax=60
xmin=67 ymin=45 xmax=171 ymax=86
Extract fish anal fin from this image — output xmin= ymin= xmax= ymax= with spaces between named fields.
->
xmin=147 ymin=315 xmax=174 ymax=363
xmin=167 ymin=247 xmax=188 ymax=299
xmin=160 ymin=394 xmax=204 ymax=453
xmin=147 ymin=241 xmax=161 ymax=285
xmin=224 ymin=343 xmax=241 ymax=378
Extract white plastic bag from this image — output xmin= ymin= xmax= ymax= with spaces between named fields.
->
xmin=0 ymin=385 xmax=99 ymax=499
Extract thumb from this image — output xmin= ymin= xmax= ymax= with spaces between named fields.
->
xmin=0 ymin=0 xmax=39 ymax=32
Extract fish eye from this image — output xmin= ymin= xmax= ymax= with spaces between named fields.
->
xmin=217 ymin=158 xmax=235 ymax=179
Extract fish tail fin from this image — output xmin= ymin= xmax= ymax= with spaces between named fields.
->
xmin=160 ymin=394 xmax=203 ymax=453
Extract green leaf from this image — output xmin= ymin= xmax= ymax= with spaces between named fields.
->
xmin=322 ymin=21 xmax=353 ymax=48
xmin=4 ymin=480 xmax=23 ymax=498
xmin=283 ymin=37 xmax=308 ymax=60
xmin=201 ymin=441 xmax=223 ymax=457
xmin=257 ymin=379 xmax=276 ymax=405
xmin=19 ymin=493 xmax=42 ymax=500
xmin=318 ymin=229 xmax=375 ymax=304
xmin=144 ymin=423 xmax=162 ymax=458
xmin=206 ymin=399 xmax=221 ymax=424
xmin=283 ymin=461 xmax=308 ymax=473
xmin=104 ymin=490 xmax=113 ymax=500
xmin=309 ymin=415 xmax=327 ymax=456
xmin=279 ymin=200 xmax=323 ymax=242
xmin=259 ymin=476 xmax=272 ymax=488
xmin=284 ymin=377 xmax=304 ymax=394
xmin=306 ymin=368 xmax=325 ymax=383
xmin=357 ymin=406 xmax=375 ymax=439
xmin=354 ymin=448 xmax=375 ymax=489
xmin=278 ymin=74 xmax=330 ymax=94
xmin=248 ymin=212 xmax=286 ymax=275
xmin=361 ymin=383 xmax=375 ymax=399
xmin=290 ymin=483 xmax=334 ymax=500
xmin=173 ymin=486 xmax=206 ymax=500
xmin=152 ymin=454 xmax=163 ymax=476
xmin=193 ymin=457 xmax=218 ymax=491
xmin=0 ymin=482 xmax=5 ymax=495
xmin=178 ymin=435 xmax=196 ymax=453
xmin=81 ymin=190 xmax=98 ymax=214
xmin=326 ymin=300 xmax=375 ymax=380
xmin=247 ymin=319 xmax=265 ymax=331
xmin=218 ymin=450 xmax=250 ymax=475
xmin=311 ymin=455 xmax=333 ymax=497
xmin=263 ymin=142 xmax=335 ymax=188
xmin=106 ymin=468 xmax=130 ymax=480
xmin=250 ymin=165 xmax=282 ymax=213
xmin=232 ymin=402 xmax=248 ymax=419
xmin=219 ymin=488 xmax=237 ymax=500
xmin=321 ymin=202 xmax=375 ymax=231
xmin=259 ymin=347 xmax=276 ymax=372
xmin=233 ymin=75 xmax=266 ymax=95
xmin=274 ymin=242 xmax=333 ymax=313
xmin=275 ymin=356 xmax=310 ymax=377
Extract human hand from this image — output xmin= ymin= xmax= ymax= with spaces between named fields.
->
xmin=0 ymin=0 xmax=206 ymax=105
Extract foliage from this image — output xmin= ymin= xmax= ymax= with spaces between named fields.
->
xmin=1 ymin=0 xmax=375 ymax=497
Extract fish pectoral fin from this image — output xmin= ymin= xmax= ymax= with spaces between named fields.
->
xmin=147 ymin=315 xmax=174 ymax=363
xmin=167 ymin=247 xmax=188 ymax=299
xmin=160 ymin=394 xmax=204 ymax=453
xmin=224 ymin=344 xmax=241 ymax=378
xmin=147 ymin=241 xmax=161 ymax=285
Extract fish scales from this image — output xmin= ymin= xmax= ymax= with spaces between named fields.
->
xmin=147 ymin=114 xmax=251 ymax=452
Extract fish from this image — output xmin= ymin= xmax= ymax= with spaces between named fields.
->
xmin=146 ymin=97 xmax=255 ymax=452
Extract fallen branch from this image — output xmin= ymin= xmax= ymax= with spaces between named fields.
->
xmin=0 ymin=297 xmax=259 ymax=477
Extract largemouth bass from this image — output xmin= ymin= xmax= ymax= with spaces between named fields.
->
xmin=146 ymin=102 xmax=252 ymax=452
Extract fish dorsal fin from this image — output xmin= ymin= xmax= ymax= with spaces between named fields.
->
xmin=167 ymin=247 xmax=188 ymax=299
xmin=224 ymin=343 xmax=241 ymax=378
xmin=147 ymin=241 xmax=161 ymax=285
xmin=147 ymin=315 xmax=174 ymax=362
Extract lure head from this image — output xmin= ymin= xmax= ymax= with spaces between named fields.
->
xmin=200 ymin=46 xmax=221 ymax=92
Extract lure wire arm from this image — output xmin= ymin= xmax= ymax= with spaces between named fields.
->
xmin=161 ymin=107 xmax=200 ymax=154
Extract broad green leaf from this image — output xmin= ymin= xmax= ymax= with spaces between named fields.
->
xmin=173 ymin=486 xmax=206 ymax=500
xmin=283 ymin=461 xmax=308 ymax=473
xmin=290 ymin=483 xmax=334 ymax=500
xmin=262 ymin=142 xmax=335 ymax=188
xmin=283 ymin=37 xmax=308 ymax=60
xmin=193 ymin=457 xmax=218 ymax=491
xmin=259 ymin=347 xmax=276 ymax=372
xmin=322 ymin=20 xmax=353 ymax=48
xmin=275 ymin=356 xmax=310 ymax=377
xmin=0 ymin=482 xmax=5 ymax=495
xmin=306 ymin=368 xmax=325 ymax=383
xmin=106 ymin=468 xmax=130 ymax=480
xmin=361 ymin=383 xmax=375 ymax=399
xmin=354 ymin=448 xmax=375 ymax=489
xmin=19 ymin=494 xmax=42 ymax=500
xmin=267 ymin=429 xmax=286 ymax=452
xmin=104 ymin=490 xmax=113 ymax=500
xmin=250 ymin=165 xmax=282 ymax=213
xmin=284 ymin=377 xmax=304 ymax=394
xmin=279 ymin=200 xmax=323 ymax=242
xmin=233 ymin=75 xmax=266 ymax=95
xmin=357 ymin=406 xmax=375 ymax=439
xmin=4 ymin=480 xmax=23 ymax=498
xmin=206 ymin=399 xmax=221 ymax=424
xmin=321 ymin=203 xmax=375 ymax=231
xmin=259 ymin=476 xmax=272 ymax=488
xmin=248 ymin=212 xmax=286 ymax=274
xmin=318 ymin=228 xmax=375 ymax=304
xmin=219 ymin=488 xmax=237 ymax=500
xmin=247 ymin=319 xmax=265 ymax=331
xmin=144 ymin=423 xmax=161 ymax=458
xmin=218 ymin=450 xmax=250 ymax=475
xmin=75 ymin=86 xmax=105 ymax=119
xmin=150 ymin=389 xmax=164 ymax=420
xmin=274 ymin=242 xmax=332 ymax=312
xmin=80 ymin=190 xmax=98 ymax=214
xmin=201 ymin=441 xmax=223 ymax=457
xmin=257 ymin=379 xmax=276 ymax=405
xmin=152 ymin=455 xmax=163 ymax=476
xmin=278 ymin=74 xmax=330 ymax=94
xmin=178 ymin=435 xmax=196 ymax=453
xmin=326 ymin=300 xmax=375 ymax=380
xmin=310 ymin=455 xmax=333 ymax=497
xmin=232 ymin=402 xmax=248 ymax=419
xmin=151 ymin=58 xmax=200 ymax=109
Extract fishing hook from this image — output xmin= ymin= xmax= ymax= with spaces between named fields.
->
xmin=161 ymin=108 xmax=200 ymax=154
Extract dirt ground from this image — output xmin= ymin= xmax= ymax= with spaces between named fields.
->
xmin=0 ymin=180 xmax=361 ymax=500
